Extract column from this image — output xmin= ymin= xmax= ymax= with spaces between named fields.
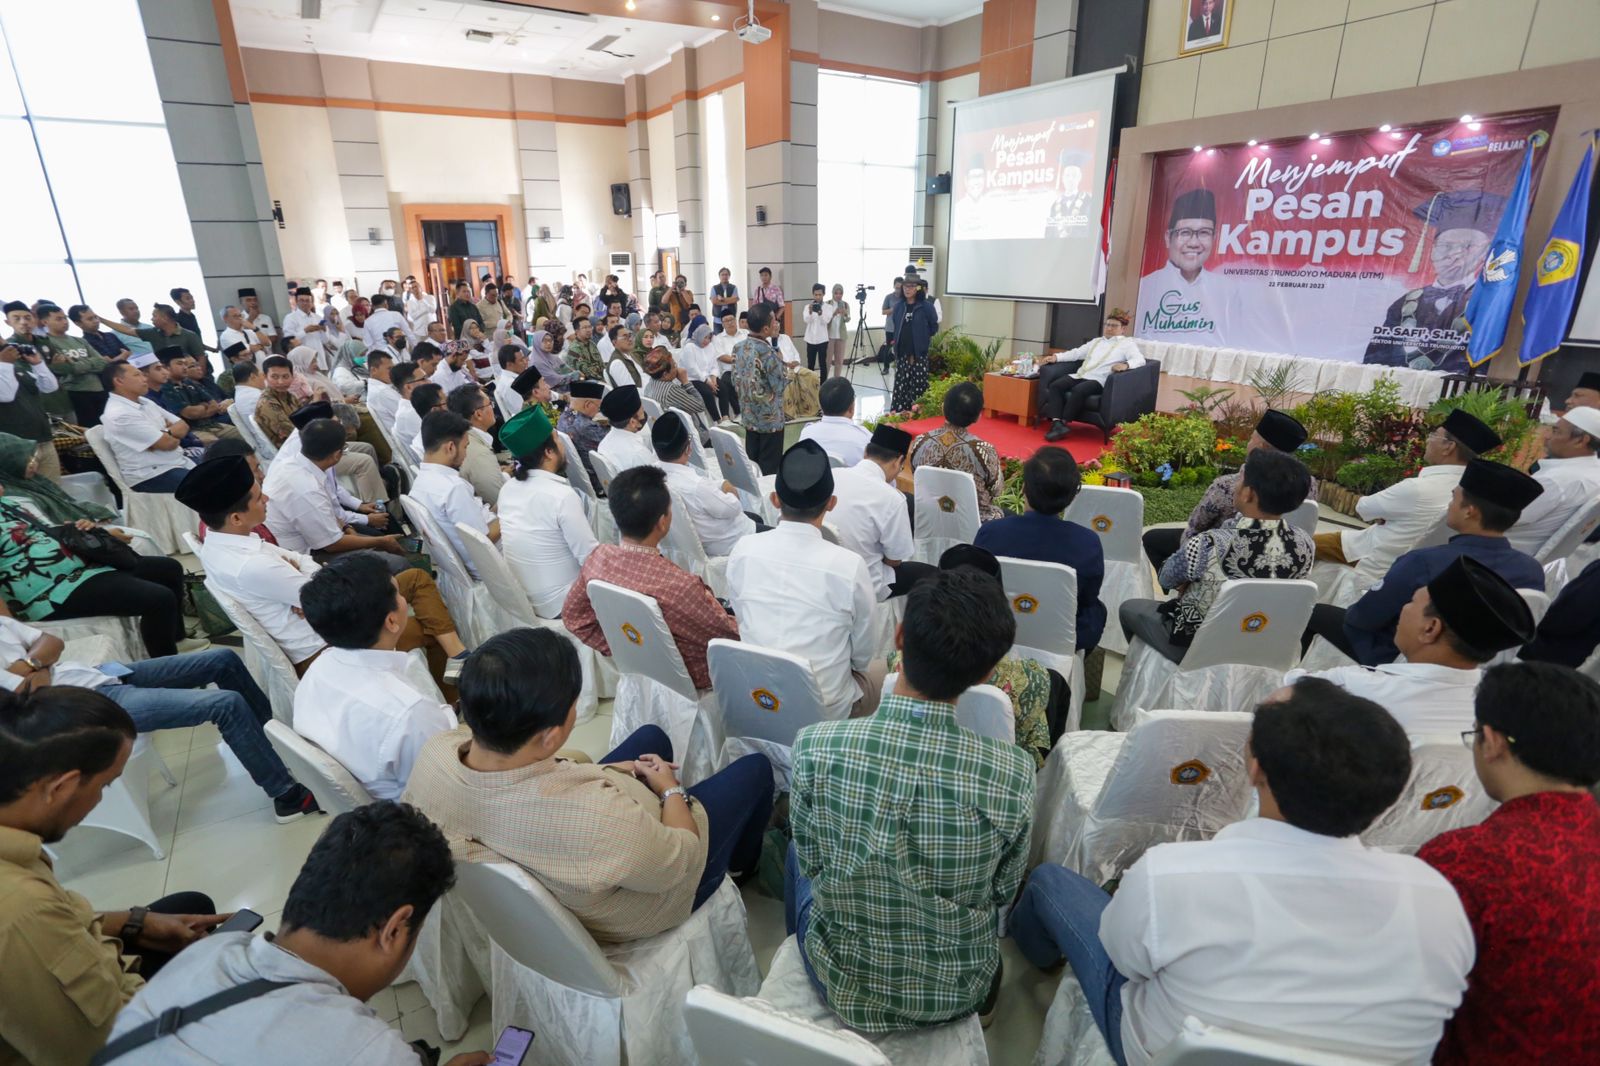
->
xmin=317 ymin=57 xmax=401 ymax=295
xmin=672 ymin=49 xmax=706 ymax=293
xmin=138 ymin=0 xmax=286 ymax=330
xmin=514 ymin=76 xmax=566 ymax=289
xmin=624 ymin=75 xmax=656 ymax=305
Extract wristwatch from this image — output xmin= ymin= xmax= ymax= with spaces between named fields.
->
xmin=659 ymin=785 xmax=690 ymax=806
xmin=24 ymin=656 xmax=44 ymax=672
xmin=121 ymin=905 xmax=149 ymax=946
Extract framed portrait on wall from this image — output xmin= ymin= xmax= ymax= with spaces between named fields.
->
xmin=1178 ymin=0 xmax=1231 ymax=56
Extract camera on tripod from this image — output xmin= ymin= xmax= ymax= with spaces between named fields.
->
xmin=855 ymin=283 xmax=874 ymax=303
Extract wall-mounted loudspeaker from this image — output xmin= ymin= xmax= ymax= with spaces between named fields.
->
xmin=927 ymin=172 xmax=951 ymax=194
xmin=610 ymin=183 xmax=632 ymax=217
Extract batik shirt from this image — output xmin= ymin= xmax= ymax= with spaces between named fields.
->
xmin=557 ymin=408 xmax=608 ymax=490
xmin=909 ymin=425 xmax=1004 ymax=523
xmin=1183 ymin=470 xmax=1319 ymax=542
xmin=1158 ymin=515 xmax=1313 ymax=641
xmin=733 ymin=335 xmax=786 ymax=433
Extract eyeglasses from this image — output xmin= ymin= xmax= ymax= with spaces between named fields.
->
xmin=1459 ymin=725 xmax=1514 ymax=749
xmin=1169 ymin=227 xmax=1215 ymax=242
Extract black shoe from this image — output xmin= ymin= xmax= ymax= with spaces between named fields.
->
xmin=1044 ymin=419 xmax=1070 ymax=442
xmin=273 ymin=784 xmax=323 ymax=824
xmin=979 ymin=960 xmax=1004 ymax=1028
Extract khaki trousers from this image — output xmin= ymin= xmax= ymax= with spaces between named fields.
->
xmin=295 ymin=568 xmax=460 ymax=694
xmin=1312 ymin=530 xmax=1352 ymax=565
xmin=33 ymin=441 xmax=61 ymax=481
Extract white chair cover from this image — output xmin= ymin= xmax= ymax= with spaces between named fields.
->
xmin=559 ymin=429 xmax=618 ymax=543
xmin=668 ymin=408 xmax=710 ymax=474
xmin=1533 ymin=495 xmax=1600 ymax=565
xmin=912 ymin=466 xmax=979 ymax=564
xmin=37 ymin=616 xmax=146 ymax=663
xmin=587 ymin=580 xmax=722 ymax=782
xmin=758 ymin=937 xmax=988 ymax=1065
xmin=262 ymin=720 xmax=374 ymax=815
xmin=79 ymin=735 xmax=171 ymax=860
xmin=1034 ymin=969 xmax=1119 ymax=1066
xmin=684 ymin=984 xmax=893 ymax=1066
xmin=1310 ymin=559 xmax=1367 ymax=609
xmin=956 ymin=684 xmax=1015 ymax=742
xmin=1299 ymin=634 xmax=1359 ymax=672
xmin=589 ymin=450 xmax=619 ymax=494
xmin=661 ymin=493 xmax=729 ymax=598
xmin=398 ymin=494 xmax=516 ymax=648
xmin=403 ymin=890 xmax=492 ymax=1041
xmin=455 ymin=524 xmax=607 ymax=721
xmin=237 ymin=411 xmax=277 ymax=462
xmin=1065 ymin=486 xmax=1154 ymax=655
xmin=84 ymin=425 xmax=196 ymax=554
xmin=458 ymin=862 xmax=759 ymax=1066
xmin=186 ymin=533 xmax=300 ymax=721
xmin=376 ymin=413 xmax=417 ymax=482
xmin=58 ymin=471 xmax=119 ymax=513
xmin=709 ymin=426 xmax=777 ymax=523
xmin=1110 ymin=579 xmax=1317 ymax=728
xmin=641 ymin=396 xmax=664 ymax=423
xmin=707 ymin=638 xmax=830 ymax=792
xmin=1360 ymin=737 xmax=1496 ymax=854
xmin=1487 ymin=589 xmax=1550 ymax=666
xmin=1285 ymin=499 xmax=1319 ymax=537
xmin=998 ymin=556 xmax=1087 ymax=732
xmin=1031 ymin=710 xmax=1255 ymax=879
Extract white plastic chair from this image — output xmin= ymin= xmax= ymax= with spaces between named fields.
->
xmin=78 ymin=735 xmax=172 ymax=860
xmin=912 ymin=466 xmax=978 ymax=564
xmin=1111 ymin=579 xmax=1318 ymax=730
xmin=757 ymin=937 xmax=988 ymax=1066
xmin=1031 ymin=710 xmax=1255 ymax=878
xmin=453 ymin=861 xmax=759 ymax=1066
xmin=661 ymin=493 xmax=729 ymax=597
xmin=238 ymin=411 xmax=277 ymax=462
xmin=1286 ymin=499 xmax=1320 ymax=537
xmin=706 ymin=638 xmax=829 ymax=792
xmin=1359 ymin=736 xmax=1497 ymax=854
xmin=641 ymin=395 xmax=664 ymax=423
xmin=1535 ymin=495 xmax=1600 ymax=593
xmin=455 ymin=523 xmax=607 ymax=721
xmin=184 ymin=533 xmax=301 ymax=721
xmin=1064 ymin=485 xmax=1154 ymax=654
xmin=398 ymin=494 xmax=511 ymax=648
xmin=557 ymin=429 xmax=616 ymax=543
xmin=585 ymin=579 xmax=722 ymax=783
xmin=709 ymin=426 xmax=777 ymax=524
xmin=588 ymin=449 xmax=619 ymax=495
xmin=84 ymin=425 xmax=195 ymax=554
xmin=668 ymin=408 xmax=709 ymax=474
xmin=263 ymin=720 xmax=374 ymax=815
xmin=997 ymin=556 xmax=1087 ymax=733
xmin=684 ymin=985 xmax=892 ymax=1066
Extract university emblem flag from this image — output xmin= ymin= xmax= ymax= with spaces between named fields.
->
xmin=1520 ymin=134 xmax=1596 ymax=365
xmin=1464 ymin=143 xmax=1535 ymax=367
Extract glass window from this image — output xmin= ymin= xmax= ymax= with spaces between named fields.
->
xmin=2 ymin=0 xmax=164 ymax=123
xmin=33 ymin=121 xmax=198 ymax=261
xmin=75 ymin=260 xmax=207 ymax=328
xmin=0 ymin=118 xmax=69 ymax=259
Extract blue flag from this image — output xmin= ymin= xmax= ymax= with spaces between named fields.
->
xmin=1464 ymin=144 xmax=1535 ymax=367
xmin=1520 ymin=134 xmax=1596 ymax=365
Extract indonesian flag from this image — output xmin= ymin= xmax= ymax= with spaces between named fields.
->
xmin=1092 ymin=155 xmax=1117 ymax=301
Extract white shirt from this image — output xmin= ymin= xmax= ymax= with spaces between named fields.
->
xmin=362 ymin=308 xmax=414 ymax=350
xmin=219 ymin=325 xmax=265 ymax=357
xmin=247 ymin=311 xmax=277 ymax=340
xmin=1507 ymin=453 xmax=1600 ymax=554
xmin=713 ymin=330 xmax=746 ymax=364
xmin=280 ymin=307 xmax=326 ymax=351
xmin=0 ymin=617 xmax=122 ymax=691
xmin=1286 ymin=661 xmax=1481 ymax=737
xmin=196 ymin=530 xmax=326 ymax=662
xmin=294 ymin=646 xmax=456 ymax=801
xmin=830 ymin=459 xmax=916 ymax=600
xmin=606 ymin=354 xmax=642 ymax=390
xmin=598 ymin=334 xmax=615 ymax=361
xmin=262 ymin=450 xmax=347 ymax=553
xmin=775 ymin=333 xmax=802 ymax=365
xmin=0 ymin=358 xmax=59 ymax=403
xmin=802 ymin=300 xmax=836 ymax=344
xmin=430 ymin=359 xmax=474 ymax=394
xmin=494 ymin=369 xmax=524 ymax=419
xmin=726 ymin=522 xmax=877 ymax=717
xmin=274 ymin=429 xmax=363 ymax=523
xmin=1342 ymin=464 xmax=1462 ymax=583
xmin=1102 ymin=818 xmax=1473 ymax=1066
xmin=1134 ymin=261 xmax=1242 ymax=348
xmin=1057 ymin=334 xmax=1146 ymax=386
xmin=404 ymin=292 xmax=437 ymax=335
xmin=409 ymin=462 xmax=494 ymax=576
xmin=393 ymin=402 xmax=424 ymax=463
xmin=498 ymin=468 xmax=598 ymax=617
xmin=678 ymin=340 xmax=718 ymax=381
xmin=799 ymin=416 xmax=871 ymax=468
xmin=99 ymin=393 xmax=193 ymax=486
xmin=597 ymin=426 xmax=656 ymax=475
xmin=661 ymin=461 xmax=754 ymax=556
xmin=365 ymin=378 xmax=401 ymax=431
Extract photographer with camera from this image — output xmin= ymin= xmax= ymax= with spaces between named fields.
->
xmin=802 ymin=284 xmax=837 ymax=382
xmin=0 ymin=310 xmax=64 ymax=479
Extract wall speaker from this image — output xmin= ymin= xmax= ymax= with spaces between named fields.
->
xmin=755 ymin=205 xmax=768 ymax=226
xmin=610 ymin=183 xmax=632 ymax=217
xmin=927 ymin=172 xmax=951 ymax=194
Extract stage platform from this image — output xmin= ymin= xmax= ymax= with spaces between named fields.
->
xmin=892 ymin=412 xmax=1112 ymax=465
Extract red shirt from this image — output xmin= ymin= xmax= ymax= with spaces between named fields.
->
xmin=1418 ymin=791 xmax=1600 ymax=1064
xmin=562 ymin=543 xmax=738 ymax=690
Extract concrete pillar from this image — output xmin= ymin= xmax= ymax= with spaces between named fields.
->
xmin=624 ymin=75 xmax=656 ymax=304
xmin=672 ymin=49 xmax=706 ymax=293
xmin=313 ymin=57 xmax=401 ymax=295
xmin=514 ymin=76 xmax=566 ymax=288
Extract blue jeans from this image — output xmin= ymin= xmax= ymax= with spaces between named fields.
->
xmin=132 ymin=467 xmax=191 ymax=492
xmin=101 ymin=648 xmax=297 ymax=800
xmin=783 ymin=841 xmax=829 ymax=1001
xmin=1009 ymin=864 xmax=1128 ymax=1065
xmin=602 ymin=725 xmax=774 ymax=909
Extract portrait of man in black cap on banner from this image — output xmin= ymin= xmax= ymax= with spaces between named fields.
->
xmin=1363 ymin=190 xmax=1504 ymax=373
xmin=1135 ymin=186 xmax=1241 ymax=347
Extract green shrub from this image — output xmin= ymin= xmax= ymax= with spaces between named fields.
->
xmin=1108 ymin=412 xmax=1217 ymax=474
xmin=1427 ymin=388 xmax=1537 ymax=468
xmin=1134 ymin=470 xmax=1163 ymax=487
xmin=1291 ymin=390 xmax=1360 ymax=446
xmin=1334 ymin=454 xmax=1404 ymax=495
xmin=928 ymin=329 xmax=1003 ymax=382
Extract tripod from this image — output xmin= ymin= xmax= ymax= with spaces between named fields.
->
xmin=846 ymin=293 xmax=886 ymax=387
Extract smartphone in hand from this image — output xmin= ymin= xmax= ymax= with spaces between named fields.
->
xmin=491 ymin=1026 xmax=534 ymax=1065
xmin=215 ymin=909 xmax=264 ymax=935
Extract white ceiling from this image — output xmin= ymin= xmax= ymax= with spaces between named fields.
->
xmin=230 ymin=0 xmax=723 ymax=83
xmin=817 ymin=0 xmax=981 ymax=28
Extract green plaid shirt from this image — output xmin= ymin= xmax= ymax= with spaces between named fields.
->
xmin=790 ymin=692 xmax=1034 ymax=1032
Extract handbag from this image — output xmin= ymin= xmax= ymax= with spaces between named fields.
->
xmin=47 ymin=522 xmax=143 ymax=570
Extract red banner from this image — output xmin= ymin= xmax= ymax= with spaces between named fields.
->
xmin=1135 ymin=110 xmax=1557 ymax=371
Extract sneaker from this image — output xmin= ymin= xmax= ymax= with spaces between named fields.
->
xmin=273 ymin=784 xmax=323 ymax=824
xmin=442 ymin=652 xmax=468 ymax=683
xmin=1044 ymin=419 xmax=1071 ymax=442
xmin=175 ymin=636 xmax=212 ymax=654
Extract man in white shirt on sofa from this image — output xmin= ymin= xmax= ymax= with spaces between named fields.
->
xmin=800 ymin=377 xmax=871 ymax=468
xmin=294 ymin=553 xmax=456 ymax=800
xmin=98 ymin=360 xmax=194 ymax=491
xmin=1009 ymin=676 xmax=1473 ymax=1066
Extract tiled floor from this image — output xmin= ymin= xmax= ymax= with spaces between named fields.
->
xmin=56 ymin=652 xmax=1126 ymax=1064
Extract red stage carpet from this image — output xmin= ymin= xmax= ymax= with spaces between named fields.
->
xmin=894 ymin=413 xmax=1111 ymax=464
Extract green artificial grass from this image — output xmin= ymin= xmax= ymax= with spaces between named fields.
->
xmin=1132 ymin=483 xmax=1209 ymax=526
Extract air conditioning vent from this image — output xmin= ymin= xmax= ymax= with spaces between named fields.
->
xmin=465 ymin=28 xmax=495 ymax=43
xmin=587 ymin=34 xmax=620 ymax=51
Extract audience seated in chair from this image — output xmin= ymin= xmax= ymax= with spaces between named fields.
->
xmin=1313 ymin=409 xmax=1499 ymax=582
xmin=563 ymin=465 xmax=738 ymax=690
xmin=403 ymin=628 xmax=773 ymax=943
xmin=799 ymin=377 xmax=871 ymax=467
xmin=596 ymin=384 xmax=656 ymax=475
xmin=0 ymin=686 xmax=224 ymax=1064
xmin=653 ymin=407 xmax=757 ymax=556
xmin=1504 ymin=406 xmax=1600 ymax=554
xmin=1011 ymin=677 xmax=1473 ymax=1066
xmin=180 ymin=455 xmax=468 ymax=688
xmin=556 ymin=379 xmax=607 ymax=490
xmin=1290 ymin=556 xmax=1534 ymax=737
xmin=1418 ymin=661 xmax=1600 ymax=1065
xmin=498 ymin=405 xmax=598 ymax=619
xmin=1035 ymin=307 xmax=1144 ymax=443
xmin=295 ymin=553 xmax=458 ymax=802
xmin=101 ymin=802 xmax=491 ymax=1066
xmin=1306 ymin=458 xmax=1545 ymax=665
xmin=256 ymin=356 xmax=385 ymax=495
xmin=1121 ymin=448 xmax=1314 ymax=664
xmin=396 ymin=380 xmax=445 ymax=465
xmin=787 ymin=567 xmax=1033 ymax=1032
xmin=410 ymin=410 xmax=500 ymax=577
xmin=445 ymin=383 xmax=508 ymax=509
xmin=728 ymin=440 xmax=885 ymax=719
xmin=1520 ymin=556 xmax=1600 ymax=668
xmin=1142 ymin=410 xmax=1312 ymax=574
xmin=98 ymin=360 xmax=196 ymax=493
xmin=828 ymin=423 xmax=937 ymax=600
xmin=908 ymin=381 xmax=1003 ymax=523
xmin=262 ymin=418 xmax=413 ymax=571
xmin=975 ymin=445 xmax=1106 ymax=652
xmin=194 ymin=437 xmax=276 ymax=543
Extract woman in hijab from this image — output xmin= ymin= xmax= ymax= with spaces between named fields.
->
xmin=319 ymin=304 xmax=348 ymax=358
xmin=346 ymin=296 xmax=372 ymax=344
xmin=631 ymin=326 xmax=657 ymax=360
xmin=286 ymin=344 xmax=346 ymax=403
xmin=527 ymin=329 xmax=577 ymax=391
xmin=328 ymin=336 xmax=370 ymax=399
xmin=0 ymin=433 xmax=118 ymax=525
xmin=532 ymin=283 xmax=556 ymax=326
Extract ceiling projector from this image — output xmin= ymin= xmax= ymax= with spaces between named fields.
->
xmin=734 ymin=0 xmax=770 ymax=44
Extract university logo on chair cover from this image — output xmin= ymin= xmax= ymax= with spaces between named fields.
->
xmin=1091 ymin=514 xmax=1113 ymax=533
xmin=1013 ymin=593 xmax=1039 ymax=614
xmin=752 ymin=688 xmax=780 ymax=712
xmin=938 ymin=495 xmax=956 ymax=513
xmin=1423 ymin=786 xmax=1464 ymax=810
xmin=1240 ymin=611 xmax=1269 ymax=633
xmin=1170 ymin=759 xmax=1211 ymax=785
xmin=621 ymin=622 xmax=643 ymax=645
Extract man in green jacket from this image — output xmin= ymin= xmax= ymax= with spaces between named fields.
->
xmin=38 ymin=304 xmax=109 ymax=427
